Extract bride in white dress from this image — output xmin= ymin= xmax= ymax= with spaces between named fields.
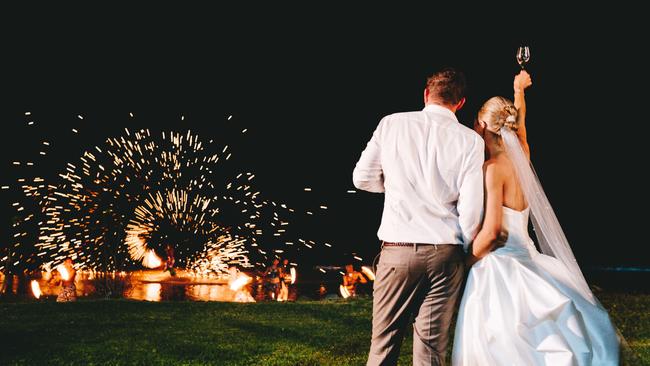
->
xmin=452 ymin=71 xmax=619 ymax=365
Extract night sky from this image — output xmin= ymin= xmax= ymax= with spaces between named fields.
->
xmin=1 ymin=9 xmax=646 ymax=269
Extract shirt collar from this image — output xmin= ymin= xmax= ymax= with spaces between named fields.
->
xmin=423 ymin=104 xmax=458 ymax=122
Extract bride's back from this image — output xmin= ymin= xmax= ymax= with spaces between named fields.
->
xmin=495 ymin=153 xmax=527 ymax=212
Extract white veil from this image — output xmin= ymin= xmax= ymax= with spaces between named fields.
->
xmin=501 ymin=128 xmax=642 ymax=362
xmin=500 ymin=128 xmax=596 ymax=304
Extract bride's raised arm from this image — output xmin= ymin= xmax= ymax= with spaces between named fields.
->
xmin=513 ymin=71 xmax=532 ymax=159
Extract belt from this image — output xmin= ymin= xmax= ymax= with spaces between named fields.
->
xmin=382 ymin=242 xmax=456 ymax=247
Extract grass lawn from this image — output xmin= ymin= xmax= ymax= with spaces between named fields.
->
xmin=0 ymin=293 xmax=647 ymax=365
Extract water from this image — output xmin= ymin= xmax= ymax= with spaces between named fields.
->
xmin=3 ymin=267 xmax=643 ymax=302
xmin=0 ymin=268 xmax=370 ymax=302
xmin=584 ymin=267 xmax=650 ymax=292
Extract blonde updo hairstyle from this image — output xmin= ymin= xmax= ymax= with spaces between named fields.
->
xmin=477 ymin=96 xmax=518 ymax=138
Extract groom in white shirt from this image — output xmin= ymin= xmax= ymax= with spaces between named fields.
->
xmin=354 ymin=68 xmax=484 ymax=365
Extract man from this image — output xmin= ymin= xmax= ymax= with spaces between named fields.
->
xmin=164 ymin=244 xmax=176 ymax=276
xmin=56 ymin=257 xmax=77 ymax=302
xmin=342 ymin=263 xmax=368 ymax=297
xmin=263 ymin=258 xmax=281 ymax=300
xmin=278 ymin=258 xmax=293 ymax=301
xmin=353 ymin=68 xmax=484 ymax=365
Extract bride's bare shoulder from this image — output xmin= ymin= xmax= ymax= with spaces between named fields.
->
xmin=483 ymin=154 xmax=512 ymax=178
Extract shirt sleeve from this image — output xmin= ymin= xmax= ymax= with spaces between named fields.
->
xmin=457 ymin=136 xmax=485 ymax=248
xmin=353 ymin=118 xmax=385 ymax=193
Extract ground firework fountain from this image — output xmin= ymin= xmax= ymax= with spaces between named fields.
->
xmin=1 ymin=113 xmax=340 ymax=299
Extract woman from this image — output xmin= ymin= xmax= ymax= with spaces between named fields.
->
xmin=452 ymin=71 xmax=619 ymax=365
xmin=56 ymin=257 xmax=77 ymax=302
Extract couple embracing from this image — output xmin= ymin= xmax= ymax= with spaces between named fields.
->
xmin=353 ymin=68 xmax=619 ymax=365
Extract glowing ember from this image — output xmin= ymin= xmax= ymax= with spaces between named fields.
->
xmin=361 ymin=266 xmax=376 ymax=281
xmin=234 ymin=290 xmax=254 ymax=303
xmin=145 ymin=283 xmax=161 ymax=302
xmin=142 ymin=249 xmax=162 ymax=268
xmin=42 ymin=271 xmax=52 ymax=281
xmin=57 ymin=264 xmax=70 ymax=281
xmin=229 ymin=273 xmax=251 ymax=291
xmin=340 ymin=284 xmax=351 ymax=299
xmin=31 ymin=280 xmax=41 ymax=299
xmin=290 ymin=267 xmax=297 ymax=284
xmin=278 ymin=282 xmax=289 ymax=302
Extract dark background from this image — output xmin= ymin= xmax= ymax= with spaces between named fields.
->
xmin=1 ymin=8 xmax=646 ymax=269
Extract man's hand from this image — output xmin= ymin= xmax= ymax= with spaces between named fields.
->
xmin=466 ymin=232 xmax=508 ymax=268
xmin=492 ymin=231 xmax=508 ymax=250
xmin=465 ymin=243 xmax=481 ymax=268
xmin=465 ymin=253 xmax=480 ymax=268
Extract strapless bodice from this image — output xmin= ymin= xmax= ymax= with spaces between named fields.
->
xmin=496 ymin=206 xmax=536 ymax=257
xmin=454 ymin=205 xmax=620 ymax=366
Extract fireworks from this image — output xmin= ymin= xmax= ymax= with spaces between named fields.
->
xmin=30 ymin=280 xmax=41 ymax=299
xmin=3 ymin=113 xmax=342 ymax=277
xmin=56 ymin=264 xmax=71 ymax=281
xmin=290 ymin=267 xmax=297 ymax=284
xmin=229 ymin=273 xmax=252 ymax=291
xmin=141 ymin=250 xmax=162 ymax=269
xmin=361 ymin=266 xmax=375 ymax=281
xmin=339 ymin=284 xmax=351 ymax=299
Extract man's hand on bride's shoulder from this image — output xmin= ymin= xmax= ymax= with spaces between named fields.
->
xmin=514 ymin=71 xmax=532 ymax=92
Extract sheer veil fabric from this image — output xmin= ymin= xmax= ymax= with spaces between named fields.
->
xmin=501 ymin=128 xmax=636 ymax=363
xmin=501 ymin=129 xmax=594 ymax=303
xmin=451 ymin=127 xmax=624 ymax=365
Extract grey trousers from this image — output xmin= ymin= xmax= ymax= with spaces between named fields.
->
xmin=367 ymin=244 xmax=465 ymax=366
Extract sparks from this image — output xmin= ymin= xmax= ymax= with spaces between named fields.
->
xmin=31 ymin=280 xmax=41 ymax=299
xmin=340 ymin=285 xmax=351 ymax=298
xmin=9 ymin=115 xmax=328 ymax=279
xmin=361 ymin=266 xmax=376 ymax=281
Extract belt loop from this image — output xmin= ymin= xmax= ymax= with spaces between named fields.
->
xmin=413 ymin=243 xmax=417 ymax=252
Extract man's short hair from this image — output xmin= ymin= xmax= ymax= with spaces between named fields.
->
xmin=426 ymin=67 xmax=466 ymax=106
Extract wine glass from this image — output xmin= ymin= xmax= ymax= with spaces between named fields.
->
xmin=516 ymin=46 xmax=530 ymax=70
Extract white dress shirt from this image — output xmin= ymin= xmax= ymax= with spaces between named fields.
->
xmin=353 ymin=104 xmax=485 ymax=249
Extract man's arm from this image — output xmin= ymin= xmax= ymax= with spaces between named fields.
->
xmin=352 ymin=118 xmax=385 ymax=193
xmin=457 ymin=137 xmax=485 ymax=249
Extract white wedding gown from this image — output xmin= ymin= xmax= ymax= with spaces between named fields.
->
xmin=452 ymin=206 xmax=619 ymax=365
